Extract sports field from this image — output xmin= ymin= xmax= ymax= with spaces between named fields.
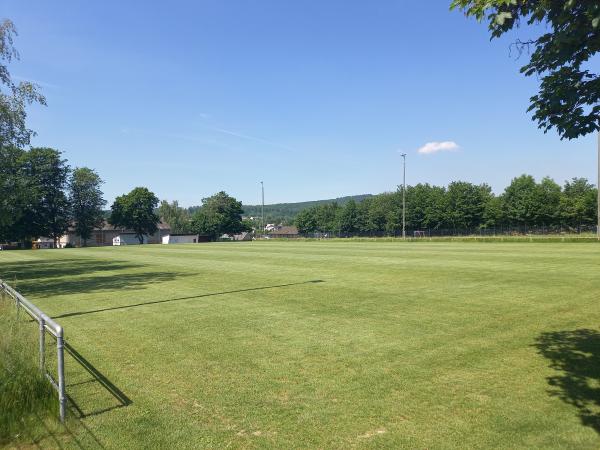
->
xmin=1 ymin=241 xmax=600 ymax=449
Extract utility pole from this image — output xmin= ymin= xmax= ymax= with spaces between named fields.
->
xmin=261 ymin=181 xmax=265 ymax=239
xmin=401 ymin=153 xmax=407 ymax=240
xmin=597 ymin=132 xmax=599 ymax=240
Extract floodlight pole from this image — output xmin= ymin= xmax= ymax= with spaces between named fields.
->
xmin=401 ymin=153 xmax=407 ymax=240
xmin=261 ymin=181 xmax=265 ymax=238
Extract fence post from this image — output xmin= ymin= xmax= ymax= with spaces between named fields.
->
xmin=56 ymin=327 xmax=66 ymax=422
xmin=39 ymin=318 xmax=45 ymax=373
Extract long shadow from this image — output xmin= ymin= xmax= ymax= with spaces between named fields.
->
xmin=53 ymin=280 xmax=325 ymax=319
xmin=12 ymin=270 xmax=193 ymax=299
xmin=0 ymin=258 xmax=142 ymax=282
xmin=535 ymin=329 xmax=600 ymax=433
xmin=64 ymin=341 xmax=132 ymax=419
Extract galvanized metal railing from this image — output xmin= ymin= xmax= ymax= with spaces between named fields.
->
xmin=0 ymin=279 xmax=66 ymax=422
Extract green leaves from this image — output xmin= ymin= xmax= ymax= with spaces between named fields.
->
xmin=190 ymin=191 xmax=246 ymax=240
xmin=70 ymin=167 xmax=106 ymax=244
xmin=0 ymin=19 xmax=46 ymax=148
xmin=110 ymin=187 xmax=159 ymax=243
xmin=451 ymin=0 xmax=600 ymax=139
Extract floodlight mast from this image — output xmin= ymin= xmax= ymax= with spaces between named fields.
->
xmin=401 ymin=153 xmax=407 ymax=240
xmin=261 ymin=181 xmax=265 ymax=238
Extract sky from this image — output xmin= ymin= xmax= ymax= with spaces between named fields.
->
xmin=2 ymin=0 xmax=597 ymax=206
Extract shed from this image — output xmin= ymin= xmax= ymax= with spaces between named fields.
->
xmin=113 ymin=234 xmax=147 ymax=245
xmin=162 ymin=234 xmax=199 ymax=244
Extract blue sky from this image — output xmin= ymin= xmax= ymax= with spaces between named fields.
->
xmin=3 ymin=0 xmax=597 ymax=206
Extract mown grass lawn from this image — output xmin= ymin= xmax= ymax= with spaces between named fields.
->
xmin=1 ymin=241 xmax=600 ymax=449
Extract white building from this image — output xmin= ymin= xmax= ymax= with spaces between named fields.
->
xmin=113 ymin=234 xmax=148 ymax=245
xmin=161 ymin=234 xmax=199 ymax=244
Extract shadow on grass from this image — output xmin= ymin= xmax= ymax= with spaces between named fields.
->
xmin=64 ymin=342 xmax=132 ymax=419
xmin=535 ymin=329 xmax=600 ymax=434
xmin=0 ymin=257 xmax=193 ymax=299
xmin=0 ymin=258 xmax=141 ymax=283
xmin=53 ymin=280 xmax=325 ymax=319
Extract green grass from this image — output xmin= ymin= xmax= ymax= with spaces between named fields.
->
xmin=1 ymin=241 xmax=600 ymax=449
xmin=0 ymin=300 xmax=56 ymax=445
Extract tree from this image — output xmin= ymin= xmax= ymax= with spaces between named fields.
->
xmin=190 ymin=191 xmax=247 ymax=240
xmin=533 ymin=177 xmax=562 ymax=226
xmin=0 ymin=19 xmax=46 ymax=147
xmin=451 ymin=1 xmax=599 ymax=140
xmin=109 ymin=187 xmax=159 ymax=244
xmin=158 ymin=200 xmax=191 ymax=234
xmin=561 ymin=178 xmax=598 ymax=228
xmin=336 ymin=200 xmax=360 ymax=234
xmin=444 ymin=182 xmax=490 ymax=230
xmin=295 ymin=207 xmax=318 ymax=234
xmin=501 ymin=174 xmax=542 ymax=228
xmin=14 ymin=148 xmax=71 ymax=247
xmin=69 ymin=167 xmax=106 ymax=246
xmin=0 ymin=145 xmax=26 ymax=241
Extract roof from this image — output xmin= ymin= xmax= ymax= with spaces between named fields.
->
xmin=67 ymin=220 xmax=171 ymax=232
xmin=168 ymin=233 xmax=198 ymax=237
xmin=270 ymin=226 xmax=299 ymax=235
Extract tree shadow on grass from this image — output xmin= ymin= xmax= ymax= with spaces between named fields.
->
xmin=0 ymin=258 xmax=142 ymax=283
xmin=535 ymin=329 xmax=600 ymax=433
xmin=18 ymin=270 xmax=193 ymax=299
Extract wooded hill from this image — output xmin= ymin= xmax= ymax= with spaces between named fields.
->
xmin=187 ymin=194 xmax=373 ymax=225
xmin=239 ymin=194 xmax=373 ymax=224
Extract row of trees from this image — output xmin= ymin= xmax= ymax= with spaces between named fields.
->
xmin=0 ymin=146 xmax=106 ymax=246
xmin=295 ymin=176 xmax=598 ymax=235
xmin=0 ymin=148 xmax=251 ymax=246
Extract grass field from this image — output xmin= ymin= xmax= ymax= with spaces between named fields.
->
xmin=1 ymin=241 xmax=600 ymax=449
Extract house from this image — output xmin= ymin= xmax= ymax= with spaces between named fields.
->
xmin=162 ymin=234 xmax=200 ymax=244
xmin=268 ymin=226 xmax=299 ymax=239
xmin=232 ymin=232 xmax=253 ymax=241
xmin=34 ymin=237 xmax=55 ymax=249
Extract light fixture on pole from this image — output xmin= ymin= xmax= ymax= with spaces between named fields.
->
xmin=401 ymin=153 xmax=407 ymax=240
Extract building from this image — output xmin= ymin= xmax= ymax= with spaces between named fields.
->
xmin=34 ymin=237 xmax=55 ymax=249
xmin=232 ymin=232 xmax=253 ymax=241
xmin=59 ymin=221 xmax=171 ymax=247
xmin=268 ymin=226 xmax=299 ymax=239
xmin=113 ymin=233 xmax=147 ymax=245
xmin=162 ymin=234 xmax=200 ymax=244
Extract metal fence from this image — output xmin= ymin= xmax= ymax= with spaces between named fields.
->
xmin=302 ymin=225 xmax=599 ymax=239
xmin=0 ymin=279 xmax=66 ymax=422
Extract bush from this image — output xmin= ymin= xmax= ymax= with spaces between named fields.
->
xmin=0 ymin=299 xmax=55 ymax=444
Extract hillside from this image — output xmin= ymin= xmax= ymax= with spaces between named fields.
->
xmin=241 ymin=194 xmax=373 ymax=223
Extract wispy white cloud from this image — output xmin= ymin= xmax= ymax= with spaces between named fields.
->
xmin=417 ymin=141 xmax=459 ymax=155
xmin=208 ymin=126 xmax=294 ymax=152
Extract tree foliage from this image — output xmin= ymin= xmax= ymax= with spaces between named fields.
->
xmin=69 ymin=167 xmax=106 ymax=246
xmin=0 ymin=19 xmax=46 ymax=147
xmin=451 ymin=0 xmax=600 ymax=139
xmin=191 ymin=191 xmax=249 ymax=240
xmin=109 ymin=187 xmax=160 ymax=244
xmin=19 ymin=148 xmax=71 ymax=246
xmin=294 ymin=176 xmax=598 ymax=235
xmin=158 ymin=200 xmax=192 ymax=234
